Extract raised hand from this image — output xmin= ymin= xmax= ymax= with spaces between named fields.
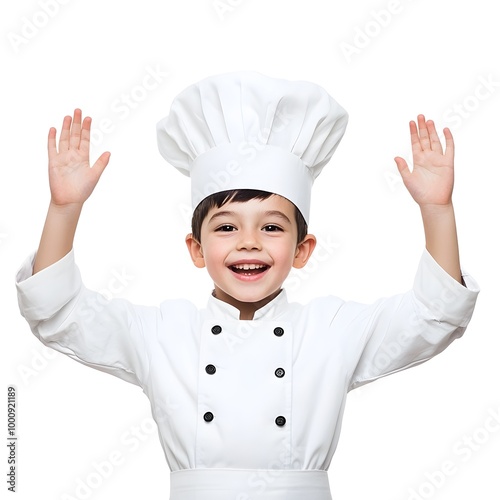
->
xmin=394 ymin=115 xmax=454 ymax=208
xmin=32 ymin=109 xmax=111 ymax=273
xmin=394 ymin=114 xmax=462 ymax=282
xmin=48 ymin=109 xmax=110 ymax=207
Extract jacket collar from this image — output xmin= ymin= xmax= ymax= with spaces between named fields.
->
xmin=205 ymin=288 xmax=290 ymax=321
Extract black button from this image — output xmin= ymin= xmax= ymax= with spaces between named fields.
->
xmin=211 ymin=325 xmax=222 ymax=335
xmin=205 ymin=364 xmax=216 ymax=375
xmin=273 ymin=327 xmax=284 ymax=337
xmin=275 ymin=416 xmax=286 ymax=427
xmin=275 ymin=368 xmax=285 ymax=378
xmin=203 ymin=412 xmax=214 ymax=422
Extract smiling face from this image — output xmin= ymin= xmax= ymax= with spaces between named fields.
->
xmin=185 ymin=194 xmax=316 ymax=318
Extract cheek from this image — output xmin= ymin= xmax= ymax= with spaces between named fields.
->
xmin=270 ymin=240 xmax=297 ymax=265
xmin=202 ymin=241 xmax=228 ymax=268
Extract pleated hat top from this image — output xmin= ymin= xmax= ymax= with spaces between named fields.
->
xmin=156 ymin=71 xmax=348 ymax=223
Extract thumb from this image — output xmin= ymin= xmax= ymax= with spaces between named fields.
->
xmin=394 ymin=156 xmax=410 ymax=182
xmin=91 ymin=151 xmax=111 ymax=180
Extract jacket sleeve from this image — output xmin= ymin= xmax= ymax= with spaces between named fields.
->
xmin=15 ymin=249 xmax=154 ymax=388
xmin=347 ymin=249 xmax=480 ymax=391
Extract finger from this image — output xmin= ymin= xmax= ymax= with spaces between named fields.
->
xmin=409 ymin=120 xmax=422 ymax=155
xmin=91 ymin=151 xmax=111 ymax=179
xmin=417 ymin=114 xmax=430 ymax=150
xmin=443 ymin=127 xmax=455 ymax=161
xmin=394 ymin=156 xmax=410 ymax=182
xmin=48 ymin=127 xmax=57 ymax=161
xmin=426 ymin=119 xmax=443 ymax=154
xmin=58 ymin=115 xmax=72 ymax=151
xmin=80 ymin=116 xmax=92 ymax=154
xmin=69 ymin=108 xmax=82 ymax=149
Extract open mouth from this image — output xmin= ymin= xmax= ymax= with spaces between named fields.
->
xmin=229 ymin=263 xmax=270 ymax=276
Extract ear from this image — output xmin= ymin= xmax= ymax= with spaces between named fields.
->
xmin=293 ymin=234 xmax=316 ymax=269
xmin=185 ymin=233 xmax=206 ymax=268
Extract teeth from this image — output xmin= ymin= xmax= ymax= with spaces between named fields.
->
xmin=232 ymin=263 xmax=267 ymax=270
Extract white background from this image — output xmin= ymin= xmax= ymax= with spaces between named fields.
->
xmin=1 ymin=0 xmax=498 ymax=499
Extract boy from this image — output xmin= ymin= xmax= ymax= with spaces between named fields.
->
xmin=16 ymin=72 xmax=479 ymax=499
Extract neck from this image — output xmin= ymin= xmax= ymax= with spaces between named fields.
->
xmin=212 ymin=287 xmax=282 ymax=320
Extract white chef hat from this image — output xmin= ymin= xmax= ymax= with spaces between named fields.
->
xmin=156 ymin=71 xmax=348 ymax=223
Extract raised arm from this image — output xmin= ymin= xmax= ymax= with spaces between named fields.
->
xmin=33 ymin=109 xmax=110 ymax=274
xmin=346 ymin=117 xmax=478 ymax=388
xmin=394 ymin=115 xmax=462 ymax=283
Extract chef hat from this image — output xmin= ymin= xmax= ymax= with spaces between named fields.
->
xmin=156 ymin=71 xmax=348 ymax=223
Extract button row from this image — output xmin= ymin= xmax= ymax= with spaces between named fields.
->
xmin=210 ymin=325 xmax=285 ymax=337
xmin=204 ymin=364 xmax=285 ymax=378
xmin=205 ymin=325 xmax=286 ymax=427
xmin=203 ymin=412 xmax=286 ymax=427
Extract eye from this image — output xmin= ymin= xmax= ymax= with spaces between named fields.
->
xmin=262 ymin=224 xmax=283 ymax=232
xmin=215 ymin=224 xmax=236 ymax=232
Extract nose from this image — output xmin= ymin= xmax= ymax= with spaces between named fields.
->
xmin=236 ymin=228 xmax=262 ymax=251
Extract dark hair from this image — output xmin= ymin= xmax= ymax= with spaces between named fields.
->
xmin=191 ymin=189 xmax=308 ymax=244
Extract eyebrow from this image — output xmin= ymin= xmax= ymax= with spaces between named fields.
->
xmin=263 ymin=210 xmax=292 ymax=224
xmin=208 ymin=210 xmax=292 ymax=224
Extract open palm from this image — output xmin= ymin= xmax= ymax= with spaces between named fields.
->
xmin=48 ymin=109 xmax=110 ymax=206
xmin=394 ymin=115 xmax=454 ymax=207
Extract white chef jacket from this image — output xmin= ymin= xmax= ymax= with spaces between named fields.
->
xmin=15 ymin=249 xmax=479 ymax=500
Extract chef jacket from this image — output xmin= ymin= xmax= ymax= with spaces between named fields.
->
xmin=15 ymin=248 xmax=479 ymax=500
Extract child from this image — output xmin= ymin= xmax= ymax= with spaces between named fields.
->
xmin=16 ymin=71 xmax=479 ymax=499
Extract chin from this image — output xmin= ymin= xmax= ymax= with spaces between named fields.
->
xmin=233 ymin=288 xmax=280 ymax=305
